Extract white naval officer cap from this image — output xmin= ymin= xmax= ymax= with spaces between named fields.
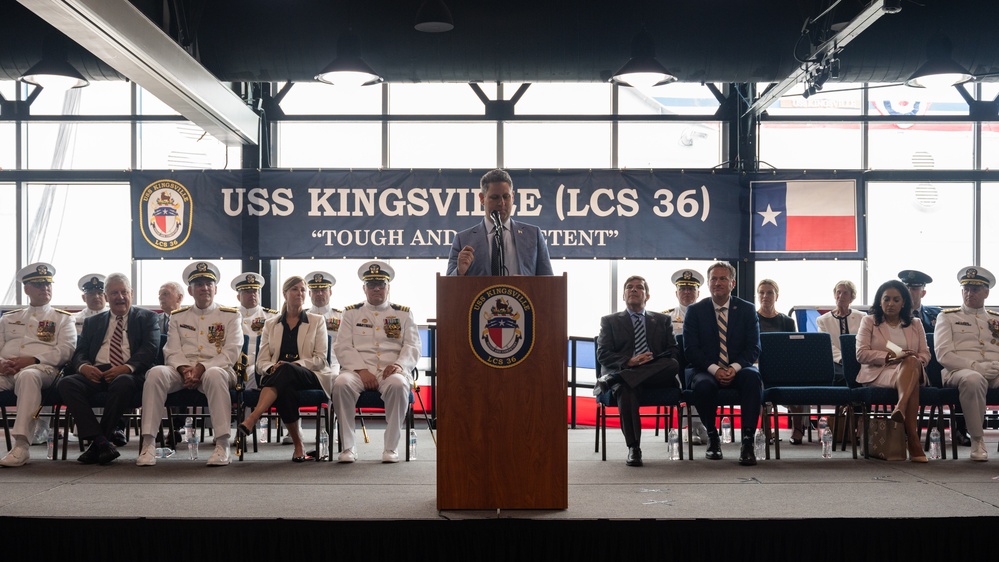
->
xmin=305 ymin=271 xmax=335 ymax=289
xmin=78 ymin=273 xmax=107 ymax=293
xmin=671 ymin=269 xmax=704 ymax=288
xmin=18 ymin=262 xmax=56 ymax=285
xmin=231 ymin=272 xmax=265 ymax=292
xmin=358 ymin=261 xmax=394 ymax=283
xmin=957 ymin=266 xmax=996 ymax=288
xmin=182 ymin=261 xmax=220 ymax=285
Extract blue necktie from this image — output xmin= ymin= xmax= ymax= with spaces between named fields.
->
xmin=633 ymin=313 xmax=650 ymax=355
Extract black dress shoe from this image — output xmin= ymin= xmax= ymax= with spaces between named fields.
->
xmin=626 ymin=446 xmax=643 ymax=467
xmin=739 ymin=438 xmax=757 ymax=466
xmin=77 ymin=442 xmax=101 ymax=464
xmin=706 ymin=434 xmax=723 ymax=460
xmin=954 ymin=431 xmax=971 ymax=447
xmin=97 ymin=442 xmax=120 ymax=465
xmin=110 ymin=429 xmax=127 ymax=447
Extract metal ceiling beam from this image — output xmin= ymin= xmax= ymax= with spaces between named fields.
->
xmin=17 ymin=0 xmax=258 ymax=146
xmin=745 ymin=0 xmax=889 ymax=118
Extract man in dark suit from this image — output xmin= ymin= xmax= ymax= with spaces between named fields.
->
xmin=682 ymin=262 xmax=762 ymax=466
xmin=58 ymin=273 xmax=160 ymax=464
xmin=595 ymin=275 xmax=680 ymax=467
xmin=447 ymin=169 xmax=553 ymax=277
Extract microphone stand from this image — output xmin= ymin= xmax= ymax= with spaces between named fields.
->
xmin=490 ymin=211 xmax=507 ymax=276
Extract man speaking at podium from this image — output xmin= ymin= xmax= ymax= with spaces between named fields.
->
xmin=447 ymin=169 xmax=553 ymax=276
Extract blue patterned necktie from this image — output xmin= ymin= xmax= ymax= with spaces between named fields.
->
xmin=632 ymin=313 xmax=650 ymax=355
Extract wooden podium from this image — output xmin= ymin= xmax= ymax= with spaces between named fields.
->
xmin=436 ymin=273 xmax=567 ymax=510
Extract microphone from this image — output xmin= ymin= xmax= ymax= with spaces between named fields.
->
xmin=489 ymin=210 xmax=503 ymax=231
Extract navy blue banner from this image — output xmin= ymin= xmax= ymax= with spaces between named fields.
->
xmin=133 ymin=169 xmax=862 ymax=261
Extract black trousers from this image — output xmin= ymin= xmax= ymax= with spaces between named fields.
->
xmin=614 ymin=357 xmax=680 ymax=448
xmin=260 ymin=363 xmax=322 ymax=424
xmin=58 ymin=372 xmax=139 ymax=440
xmin=687 ymin=366 xmax=763 ymax=439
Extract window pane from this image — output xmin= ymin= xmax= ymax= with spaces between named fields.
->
xmin=764 ymin=83 xmax=864 ymax=117
xmin=618 ymin=122 xmax=722 ymax=168
xmin=138 ymin=122 xmax=239 ymax=169
xmin=617 ymin=259 xmax=720 ymax=312
xmin=755 ymin=260 xmax=866 ymax=312
xmin=0 ymin=183 xmax=17 ymax=305
xmin=866 ymin=182 xmax=973 ymax=306
xmin=981 ymin=183 xmax=999 ymax=280
xmin=868 ymin=82 xmax=968 ymax=117
xmin=390 ymin=84 xmax=489 ymax=115
xmin=0 ymin=123 xmax=14 ymax=170
xmin=981 ymin=122 xmax=999 ymax=170
xmin=620 ymin=83 xmax=721 ymax=116
xmin=280 ymin=82 xmax=382 ymax=115
xmin=389 ymin=122 xmax=496 ymax=168
xmin=24 ymin=122 xmax=130 ymax=169
xmin=23 ymin=81 xmax=130 ymax=116
xmin=24 ymin=183 xmax=132 ymax=305
xmin=759 ymin=122 xmax=862 ymax=169
xmin=552 ymin=260 xmax=612 ymax=338
xmin=504 ymin=122 xmax=611 ymax=168
xmin=513 ymin=83 xmax=611 ymax=115
xmin=867 ymin=123 xmax=973 ymax=170
xmin=0 ymin=80 xmax=15 ymax=100
xmin=135 ymin=259 xmax=244 ymax=309
xmin=276 ymin=122 xmax=382 ymax=168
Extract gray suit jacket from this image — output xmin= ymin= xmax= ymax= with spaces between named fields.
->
xmin=446 ymin=219 xmax=553 ymax=276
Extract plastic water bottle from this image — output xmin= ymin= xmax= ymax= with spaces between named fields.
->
xmin=754 ymin=428 xmax=766 ymax=459
xmin=319 ymin=427 xmax=329 ymax=460
xmin=46 ymin=431 xmax=55 ymax=460
xmin=668 ymin=428 xmax=680 ymax=460
xmin=720 ymin=416 xmax=732 ymax=443
xmin=184 ymin=417 xmax=198 ymax=460
xmin=818 ymin=416 xmax=829 ymax=436
xmin=409 ymin=428 xmax=418 ymax=461
xmin=929 ymin=427 xmax=941 ymax=459
xmin=821 ymin=428 xmax=833 ymax=458
xmin=258 ymin=417 xmax=270 ymax=444
xmin=155 ymin=447 xmax=175 ymax=459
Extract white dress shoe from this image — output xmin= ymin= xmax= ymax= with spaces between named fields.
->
xmin=136 ymin=443 xmax=157 ymax=466
xmin=382 ymin=450 xmax=400 ymax=463
xmin=970 ymin=438 xmax=988 ymax=462
xmin=281 ymin=435 xmax=294 ymax=445
xmin=206 ymin=442 xmax=231 ymax=466
xmin=0 ymin=446 xmax=30 ymax=467
xmin=338 ymin=449 xmax=357 ymax=463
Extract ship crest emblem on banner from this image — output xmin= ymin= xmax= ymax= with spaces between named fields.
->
xmin=469 ymin=284 xmax=535 ymax=369
xmin=139 ymin=179 xmax=193 ymax=251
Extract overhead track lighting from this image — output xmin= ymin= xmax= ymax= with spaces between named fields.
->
xmin=906 ymin=36 xmax=973 ymax=88
xmin=882 ymin=0 xmax=902 ymax=14
xmin=415 ymin=0 xmax=454 ymax=33
xmin=315 ymin=30 xmax=383 ymax=87
xmin=611 ymin=30 xmax=677 ymax=89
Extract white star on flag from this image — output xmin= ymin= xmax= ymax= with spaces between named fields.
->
xmin=757 ymin=204 xmax=781 ymax=227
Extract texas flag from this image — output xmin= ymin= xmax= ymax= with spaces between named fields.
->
xmin=750 ymin=180 xmax=858 ymax=252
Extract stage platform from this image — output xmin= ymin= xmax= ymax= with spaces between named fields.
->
xmin=2 ymin=424 xmax=997 ymax=560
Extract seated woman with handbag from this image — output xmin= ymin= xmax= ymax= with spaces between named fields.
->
xmin=238 ymin=276 xmax=333 ymax=462
xmin=856 ymin=279 xmax=931 ymax=462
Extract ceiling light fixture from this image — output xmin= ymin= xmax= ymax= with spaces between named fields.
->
xmin=882 ymin=0 xmax=902 ymax=14
xmin=415 ymin=0 xmax=454 ymax=33
xmin=906 ymin=36 xmax=973 ymax=89
xmin=315 ymin=30 xmax=383 ymax=87
xmin=612 ymin=30 xmax=677 ymax=89
xmin=20 ymin=36 xmax=89 ymax=90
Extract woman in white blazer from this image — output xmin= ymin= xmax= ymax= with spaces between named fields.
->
xmin=856 ymin=279 xmax=930 ymax=462
xmin=238 ymin=276 xmax=332 ymax=461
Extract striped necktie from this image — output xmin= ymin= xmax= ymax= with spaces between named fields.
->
xmin=109 ymin=315 xmax=125 ymax=367
xmin=716 ymin=306 xmax=728 ymax=366
xmin=632 ymin=313 xmax=650 ymax=355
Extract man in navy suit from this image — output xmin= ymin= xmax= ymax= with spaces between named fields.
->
xmin=447 ymin=169 xmax=553 ymax=276
xmin=595 ymin=276 xmax=679 ymax=466
xmin=682 ymin=262 xmax=762 ymax=466
xmin=58 ymin=273 xmax=160 ymax=464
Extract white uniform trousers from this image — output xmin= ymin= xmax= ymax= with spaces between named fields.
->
xmin=332 ymin=370 xmax=409 ymax=453
xmin=0 ymin=365 xmax=58 ymax=438
xmin=141 ymin=365 xmax=235 ymax=443
xmin=945 ymin=369 xmax=999 ymax=438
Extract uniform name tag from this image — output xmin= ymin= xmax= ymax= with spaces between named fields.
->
xmin=180 ymin=323 xmax=196 ymax=331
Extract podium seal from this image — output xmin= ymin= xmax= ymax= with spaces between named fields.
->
xmin=469 ymin=284 xmax=536 ymax=369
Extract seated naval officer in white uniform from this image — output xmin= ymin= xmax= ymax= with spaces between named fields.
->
xmin=136 ymin=261 xmax=243 ymax=467
xmin=332 ymin=261 xmax=421 ymax=463
xmin=74 ymin=274 xmax=108 ymax=335
xmin=307 ymin=271 xmax=342 ymax=375
xmin=934 ymin=266 xmax=999 ymax=462
xmin=232 ymin=272 xmax=276 ymax=391
xmin=0 ymin=263 xmax=76 ymax=467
